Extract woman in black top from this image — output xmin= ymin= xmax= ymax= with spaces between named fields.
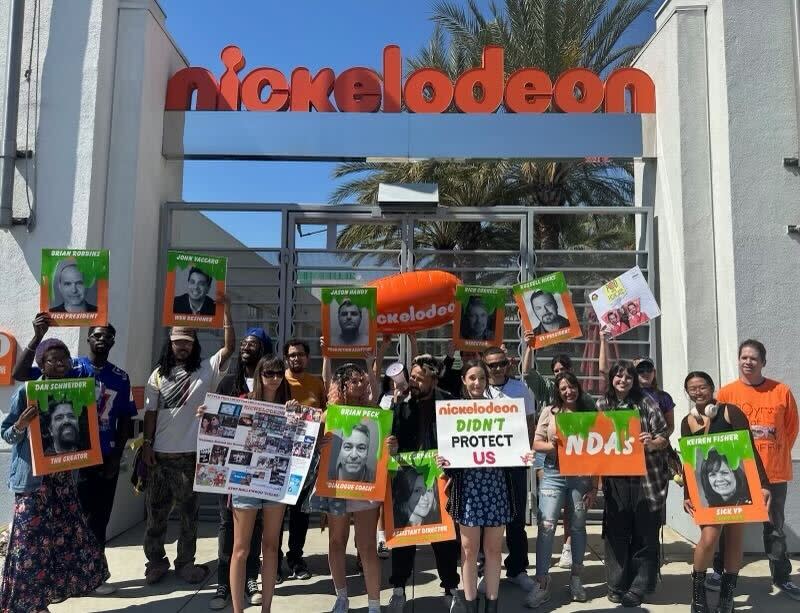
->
xmin=681 ymin=371 xmax=770 ymax=613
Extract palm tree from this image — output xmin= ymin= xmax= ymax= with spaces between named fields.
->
xmin=332 ymin=0 xmax=652 ymax=250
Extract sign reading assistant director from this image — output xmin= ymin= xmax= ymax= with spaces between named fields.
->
xmin=435 ymin=398 xmax=529 ymax=468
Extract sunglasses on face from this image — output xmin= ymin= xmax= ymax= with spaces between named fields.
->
xmin=486 ymin=360 xmax=509 ymax=369
xmin=89 ymin=332 xmax=115 ymax=341
xmin=261 ymin=371 xmax=284 ymax=379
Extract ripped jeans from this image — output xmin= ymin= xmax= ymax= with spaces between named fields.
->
xmin=535 ymin=468 xmax=592 ymax=577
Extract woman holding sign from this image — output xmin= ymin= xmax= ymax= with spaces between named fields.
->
xmin=438 ymin=359 xmax=529 ymax=613
xmin=680 ymin=371 xmax=769 ymax=613
xmin=311 ymin=358 xmax=383 ymax=613
xmin=597 ymin=361 xmax=669 ymax=607
xmin=0 ymin=339 xmax=108 ymax=612
xmin=228 ymin=356 xmax=298 ymax=613
xmin=526 ymin=372 xmax=598 ymax=607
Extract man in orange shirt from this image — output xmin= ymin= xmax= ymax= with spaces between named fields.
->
xmin=280 ymin=338 xmax=326 ymax=582
xmin=708 ymin=339 xmax=800 ymax=601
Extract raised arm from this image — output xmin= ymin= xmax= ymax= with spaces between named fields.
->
xmin=218 ymin=295 xmax=235 ymax=369
xmin=11 ymin=312 xmax=52 ymax=381
xmin=364 ymin=350 xmax=380 ymax=402
xmin=320 ymin=336 xmax=332 ymax=387
xmin=375 ymin=334 xmax=391 ymax=378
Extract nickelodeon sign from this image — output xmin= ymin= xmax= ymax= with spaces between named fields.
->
xmin=166 ymin=45 xmax=655 ymax=114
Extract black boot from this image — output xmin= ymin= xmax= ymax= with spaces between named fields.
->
xmin=484 ymin=598 xmax=498 ymax=613
xmin=715 ymin=572 xmax=738 ymax=613
xmin=691 ymin=570 xmax=710 ymax=613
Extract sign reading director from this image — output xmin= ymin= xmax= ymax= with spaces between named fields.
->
xmin=435 ymin=398 xmax=529 ymax=468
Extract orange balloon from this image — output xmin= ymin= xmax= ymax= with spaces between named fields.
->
xmin=368 ymin=270 xmax=461 ymax=333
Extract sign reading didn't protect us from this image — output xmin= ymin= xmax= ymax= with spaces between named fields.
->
xmin=435 ymin=398 xmax=530 ymax=468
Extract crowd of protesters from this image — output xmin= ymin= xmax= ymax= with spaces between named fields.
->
xmin=0 ymin=308 xmax=798 ymax=613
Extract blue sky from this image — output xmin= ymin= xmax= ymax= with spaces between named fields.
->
xmin=159 ymin=1 xmax=657 ymax=247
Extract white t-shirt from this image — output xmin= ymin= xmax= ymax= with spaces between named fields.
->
xmin=145 ymin=350 xmax=228 ymax=453
xmin=487 ymin=377 xmax=536 ymax=416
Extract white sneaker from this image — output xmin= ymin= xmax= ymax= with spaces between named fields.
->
xmin=524 ymin=576 xmax=551 ymax=608
xmin=477 ymin=575 xmax=486 ymax=594
xmin=388 ymin=587 xmax=406 ymax=612
xmin=557 ymin=544 xmax=572 ymax=569
xmin=332 ymin=595 xmax=350 ymax=613
xmin=569 ymin=575 xmax=587 ymax=602
xmin=94 ymin=581 xmax=116 ymax=595
xmin=509 ymin=572 xmax=537 ymax=592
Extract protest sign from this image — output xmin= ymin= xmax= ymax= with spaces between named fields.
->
xmin=40 ymin=249 xmax=109 ymax=327
xmin=163 ymin=250 xmax=227 ymax=328
xmin=452 ymin=285 xmax=506 ymax=350
xmin=194 ymin=393 xmax=322 ymax=503
xmin=384 ymin=450 xmax=456 ymax=548
xmin=555 ymin=410 xmax=645 ymax=476
xmin=589 ymin=266 xmax=660 ymax=338
xmin=316 ymin=404 xmax=393 ymax=501
xmin=321 ymin=287 xmax=377 ymax=357
xmin=0 ymin=329 xmax=16 ymax=386
xmin=435 ymin=398 xmax=530 ymax=468
xmin=679 ymin=430 xmax=768 ymax=525
xmin=513 ymin=272 xmax=581 ymax=349
xmin=25 ymin=378 xmax=102 ymax=476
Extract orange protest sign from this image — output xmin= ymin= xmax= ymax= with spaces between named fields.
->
xmin=315 ymin=405 xmax=393 ymax=501
xmin=555 ymin=410 xmax=645 ymax=476
xmin=383 ymin=451 xmax=456 ymax=548
xmin=0 ymin=329 xmax=16 ymax=386
xmin=679 ymin=430 xmax=768 ymax=525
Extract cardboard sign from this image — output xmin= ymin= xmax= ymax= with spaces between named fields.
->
xmin=679 ymin=430 xmax=768 ymax=525
xmin=316 ymin=404 xmax=393 ymax=501
xmin=194 ymin=393 xmax=322 ymax=504
xmin=555 ymin=410 xmax=645 ymax=476
xmin=589 ymin=266 xmax=660 ymax=337
xmin=163 ymin=250 xmax=228 ymax=328
xmin=384 ymin=450 xmax=456 ymax=548
xmin=25 ymin=378 xmax=102 ymax=476
xmin=321 ymin=287 xmax=377 ymax=357
xmin=435 ymin=398 xmax=530 ymax=468
xmin=0 ymin=329 xmax=16 ymax=386
xmin=453 ymin=285 xmax=505 ymax=350
xmin=514 ymin=272 xmax=581 ymax=349
xmin=40 ymin=249 xmax=109 ymax=327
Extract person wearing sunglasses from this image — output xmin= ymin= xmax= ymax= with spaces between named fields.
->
xmin=2 ymin=338 xmax=110 ymax=611
xmin=309 ymin=353 xmax=383 ymax=613
xmin=229 ymin=356 xmax=298 ymax=613
xmin=11 ymin=313 xmax=136 ymax=597
xmin=481 ymin=347 xmax=537 ymax=595
xmin=209 ymin=327 xmax=273 ymax=610
xmin=633 ymin=357 xmax=675 ymax=437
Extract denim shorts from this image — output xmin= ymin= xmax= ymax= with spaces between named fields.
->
xmin=231 ymin=494 xmax=282 ymax=510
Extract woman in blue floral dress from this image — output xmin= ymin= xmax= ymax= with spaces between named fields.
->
xmin=438 ymin=359 xmax=533 ymax=613
xmin=1 ymin=339 xmax=108 ymax=613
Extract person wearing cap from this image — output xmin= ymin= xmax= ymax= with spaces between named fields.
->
xmin=1 ymin=338 xmax=109 ymax=611
xmin=142 ymin=296 xmax=235 ymax=586
xmin=385 ymin=354 xmax=460 ymax=612
xmin=12 ymin=312 xmax=136 ymax=596
xmin=633 ymin=357 xmax=675 ymax=436
xmin=209 ymin=327 xmax=273 ymax=610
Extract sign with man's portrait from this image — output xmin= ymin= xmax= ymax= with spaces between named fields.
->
xmin=316 ymin=404 xmax=393 ymax=501
xmin=679 ymin=430 xmax=768 ymax=525
xmin=589 ymin=266 xmax=660 ymax=338
xmin=320 ymin=287 xmax=377 ymax=357
xmin=384 ymin=450 xmax=456 ymax=548
xmin=163 ymin=250 xmax=228 ymax=328
xmin=25 ymin=378 xmax=102 ymax=476
xmin=40 ymin=249 xmax=109 ymax=327
xmin=452 ymin=285 xmax=505 ymax=350
xmin=513 ymin=272 xmax=581 ymax=349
